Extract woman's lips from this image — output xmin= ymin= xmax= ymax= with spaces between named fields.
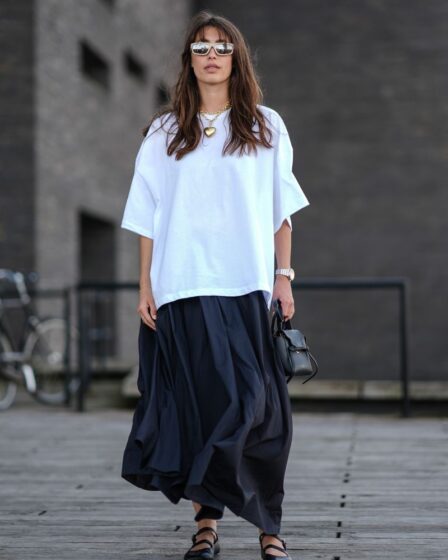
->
xmin=205 ymin=65 xmax=219 ymax=71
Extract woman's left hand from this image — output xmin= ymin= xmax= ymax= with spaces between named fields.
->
xmin=272 ymin=276 xmax=295 ymax=321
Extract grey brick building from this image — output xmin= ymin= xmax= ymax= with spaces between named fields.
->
xmin=1 ymin=0 xmax=188 ymax=282
xmin=1 ymin=0 xmax=447 ymax=383
xmin=1 ymin=0 xmax=190 ymax=360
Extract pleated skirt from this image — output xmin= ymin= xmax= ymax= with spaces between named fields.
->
xmin=121 ymin=290 xmax=293 ymax=533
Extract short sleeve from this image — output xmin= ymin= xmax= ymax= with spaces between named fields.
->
xmin=273 ymin=113 xmax=310 ymax=233
xmin=121 ymin=133 xmax=159 ymax=240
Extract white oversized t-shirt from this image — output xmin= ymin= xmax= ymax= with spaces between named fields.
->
xmin=121 ymin=104 xmax=310 ymax=310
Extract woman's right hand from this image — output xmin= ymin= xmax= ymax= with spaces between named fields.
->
xmin=137 ymin=287 xmax=158 ymax=331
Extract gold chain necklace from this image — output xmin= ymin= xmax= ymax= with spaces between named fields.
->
xmin=199 ymin=101 xmax=231 ymax=137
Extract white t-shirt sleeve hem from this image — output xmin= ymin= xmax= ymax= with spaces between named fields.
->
xmin=121 ymin=141 xmax=158 ymax=240
xmin=121 ymin=220 xmax=154 ymax=239
xmin=274 ymin=198 xmax=310 ymax=234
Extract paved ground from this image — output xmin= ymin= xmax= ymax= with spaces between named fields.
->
xmin=1 ymin=400 xmax=447 ymax=560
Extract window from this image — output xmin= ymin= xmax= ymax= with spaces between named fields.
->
xmin=79 ymin=40 xmax=111 ymax=90
xmin=123 ymin=49 xmax=147 ymax=84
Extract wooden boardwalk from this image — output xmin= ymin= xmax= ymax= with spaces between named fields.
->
xmin=1 ymin=403 xmax=447 ymax=560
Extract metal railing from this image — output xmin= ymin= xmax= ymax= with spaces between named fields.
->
xmin=295 ymin=277 xmax=410 ymax=417
xmin=73 ymin=276 xmax=411 ymax=416
xmin=75 ymin=282 xmax=139 ymax=412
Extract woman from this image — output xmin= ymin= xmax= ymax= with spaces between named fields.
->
xmin=120 ymin=10 xmax=310 ymax=560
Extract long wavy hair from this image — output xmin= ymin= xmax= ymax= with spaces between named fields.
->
xmin=142 ymin=10 xmax=274 ymax=160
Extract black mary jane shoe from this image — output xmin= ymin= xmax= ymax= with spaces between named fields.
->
xmin=184 ymin=526 xmax=220 ymax=559
xmin=259 ymin=532 xmax=292 ymax=560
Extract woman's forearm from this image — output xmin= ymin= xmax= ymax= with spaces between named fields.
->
xmin=139 ymin=236 xmax=153 ymax=291
xmin=274 ymin=219 xmax=292 ymax=269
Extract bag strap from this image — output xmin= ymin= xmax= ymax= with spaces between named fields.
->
xmin=302 ymin=352 xmax=319 ymax=384
xmin=271 ymin=298 xmax=292 ymax=336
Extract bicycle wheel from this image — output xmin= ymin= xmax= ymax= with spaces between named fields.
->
xmin=23 ymin=317 xmax=80 ymax=405
xmin=0 ymin=333 xmax=18 ymax=411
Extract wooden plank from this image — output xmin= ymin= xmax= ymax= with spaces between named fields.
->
xmin=0 ymin=405 xmax=447 ymax=559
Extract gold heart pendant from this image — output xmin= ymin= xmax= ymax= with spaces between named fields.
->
xmin=204 ymin=127 xmax=216 ymax=137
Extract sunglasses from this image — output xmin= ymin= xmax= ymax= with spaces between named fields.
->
xmin=190 ymin=41 xmax=234 ymax=56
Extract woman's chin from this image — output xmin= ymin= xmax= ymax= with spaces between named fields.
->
xmin=198 ymin=74 xmax=230 ymax=86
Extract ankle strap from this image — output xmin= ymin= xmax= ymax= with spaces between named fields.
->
xmin=259 ymin=532 xmax=286 ymax=549
xmin=196 ymin=526 xmax=218 ymax=540
xmin=259 ymin=531 xmax=277 ymax=541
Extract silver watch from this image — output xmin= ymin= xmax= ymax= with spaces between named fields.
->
xmin=275 ymin=268 xmax=295 ymax=281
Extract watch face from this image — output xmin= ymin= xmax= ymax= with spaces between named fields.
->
xmin=290 ymin=268 xmax=295 ymax=281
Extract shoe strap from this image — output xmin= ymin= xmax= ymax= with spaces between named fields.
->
xmin=263 ymin=542 xmax=288 ymax=554
xmin=190 ymin=537 xmax=214 ymax=549
xmin=259 ymin=532 xmax=287 ymax=551
xmin=193 ymin=526 xmax=218 ymax=542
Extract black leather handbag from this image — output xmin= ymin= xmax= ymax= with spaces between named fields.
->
xmin=271 ymin=298 xmax=318 ymax=384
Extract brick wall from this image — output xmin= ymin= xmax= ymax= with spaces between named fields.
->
xmin=3 ymin=0 xmax=447 ymax=380
xmin=0 ymin=1 xmax=35 ymax=273
xmin=34 ymin=0 xmax=190 ymax=288
xmin=33 ymin=0 xmax=190 ymax=358
xmin=195 ymin=1 xmax=448 ymax=380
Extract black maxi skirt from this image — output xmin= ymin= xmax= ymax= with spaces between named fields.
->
xmin=121 ymin=290 xmax=293 ymax=533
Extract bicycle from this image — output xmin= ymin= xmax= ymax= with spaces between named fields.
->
xmin=0 ymin=269 xmax=80 ymax=410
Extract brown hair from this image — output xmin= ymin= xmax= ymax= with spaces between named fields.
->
xmin=142 ymin=10 xmax=273 ymax=160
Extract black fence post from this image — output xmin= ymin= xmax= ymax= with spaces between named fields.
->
xmin=63 ymin=287 xmax=72 ymax=407
xmin=399 ymin=280 xmax=411 ymax=417
xmin=76 ymin=286 xmax=88 ymax=412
